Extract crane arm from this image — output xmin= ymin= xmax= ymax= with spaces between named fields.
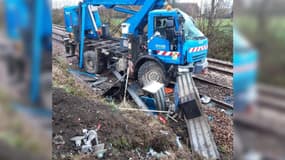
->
xmin=83 ymin=0 xmax=147 ymax=6
xmin=83 ymin=0 xmax=166 ymax=35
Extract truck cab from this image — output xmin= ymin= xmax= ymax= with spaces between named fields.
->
xmin=147 ymin=9 xmax=208 ymax=71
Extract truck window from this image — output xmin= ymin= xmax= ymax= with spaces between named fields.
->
xmin=154 ymin=16 xmax=177 ymax=51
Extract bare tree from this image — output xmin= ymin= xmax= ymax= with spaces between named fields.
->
xmin=207 ymin=0 xmax=216 ymax=35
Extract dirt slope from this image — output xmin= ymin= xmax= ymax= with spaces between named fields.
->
xmin=52 ymin=88 xmax=191 ymax=160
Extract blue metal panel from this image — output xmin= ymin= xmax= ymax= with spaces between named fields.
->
xmin=64 ymin=6 xmax=79 ymax=32
xmin=30 ymin=0 xmax=43 ymax=102
xmin=148 ymin=37 xmax=170 ymax=51
xmin=84 ymin=0 xmax=146 ymax=5
xmin=4 ymin=0 xmax=29 ymax=39
xmin=79 ymin=4 xmax=87 ymax=68
xmin=113 ymin=7 xmax=137 ymax=15
xmin=140 ymin=96 xmax=157 ymax=114
xmin=148 ymin=37 xmax=181 ymax=64
xmin=233 ymin=30 xmax=258 ymax=112
xmin=233 ymin=31 xmax=258 ymax=93
xmin=64 ymin=5 xmax=101 ymax=38
xmin=184 ymin=39 xmax=208 ymax=63
xmin=43 ymin=1 xmax=52 ymax=36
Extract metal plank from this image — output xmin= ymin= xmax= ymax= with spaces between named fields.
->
xmin=185 ymin=116 xmax=220 ymax=159
xmin=127 ymin=85 xmax=148 ymax=110
xmin=176 ymin=72 xmax=220 ymax=159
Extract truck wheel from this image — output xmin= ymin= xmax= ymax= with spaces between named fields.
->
xmin=138 ymin=61 xmax=166 ymax=86
xmin=84 ymin=50 xmax=101 ymax=74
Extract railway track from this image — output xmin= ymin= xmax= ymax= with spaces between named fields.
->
xmin=52 ymin=26 xmax=66 ymax=42
xmin=258 ymin=84 xmax=285 ymax=112
xmin=193 ymin=75 xmax=232 ymax=90
xmin=235 ymin=85 xmax=285 ymax=159
xmin=207 ymin=58 xmax=233 ymax=76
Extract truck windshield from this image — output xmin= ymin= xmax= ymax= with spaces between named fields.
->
xmin=179 ymin=10 xmax=205 ymax=40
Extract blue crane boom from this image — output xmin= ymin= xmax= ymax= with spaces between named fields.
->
xmin=84 ymin=0 xmax=147 ymax=5
xmin=83 ymin=0 xmax=165 ymax=35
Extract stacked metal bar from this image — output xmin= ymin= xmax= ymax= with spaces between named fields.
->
xmin=176 ymin=72 xmax=220 ymax=159
xmin=176 ymin=72 xmax=202 ymax=119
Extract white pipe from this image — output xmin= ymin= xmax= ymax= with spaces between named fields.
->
xmin=119 ymin=107 xmax=171 ymax=113
xmin=88 ymin=5 xmax=98 ymax=32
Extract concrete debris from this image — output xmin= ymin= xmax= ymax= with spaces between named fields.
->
xmin=159 ymin=130 xmax=169 ymax=135
xmin=208 ymin=115 xmax=214 ymax=122
xmin=147 ymin=148 xmax=170 ymax=159
xmin=70 ymin=136 xmax=84 ymax=147
xmin=201 ymin=95 xmax=211 ymax=104
xmin=70 ymin=128 xmax=106 ymax=158
xmin=94 ymin=143 xmax=107 ymax=158
xmin=243 ymin=150 xmax=263 ymax=160
xmin=81 ymin=144 xmax=93 ymax=153
xmin=176 ymin=136 xmax=183 ymax=150
xmin=53 ymin=135 xmax=65 ymax=145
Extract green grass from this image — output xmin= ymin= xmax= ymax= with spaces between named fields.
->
xmin=111 ymin=18 xmax=125 ymax=25
xmin=235 ymin=16 xmax=285 ymax=44
xmin=196 ymin=18 xmax=233 ymax=61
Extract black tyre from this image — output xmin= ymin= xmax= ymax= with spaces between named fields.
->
xmin=137 ymin=61 xmax=166 ymax=86
xmin=83 ymin=50 xmax=102 ymax=74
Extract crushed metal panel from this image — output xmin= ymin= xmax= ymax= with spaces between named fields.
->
xmin=68 ymin=68 xmax=117 ymax=96
xmin=142 ymin=81 xmax=164 ymax=94
xmin=127 ymin=84 xmax=149 ymax=110
xmin=142 ymin=81 xmax=166 ymax=111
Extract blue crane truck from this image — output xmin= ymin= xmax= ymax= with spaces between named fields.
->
xmin=63 ymin=0 xmax=208 ymax=86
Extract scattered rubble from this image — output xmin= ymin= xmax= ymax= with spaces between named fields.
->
xmin=53 ymin=135 xmax=65 ymax=145
xmin=197 ymin=70 xmax=233 ymax=88
xmin=69 ymin=128 xmax=107 ymax=158
xmin=203 ymin=107 xmax=233 ymax=159
xmin=52 ymin=49 xmax=233 ymax=159
xmin=146 ymin=148 xmax=170 ymax=159
xmin=201 ymin=95 xmax=211 ymax=104
xmin=52 ymin=88 xmax=192 ymax=159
